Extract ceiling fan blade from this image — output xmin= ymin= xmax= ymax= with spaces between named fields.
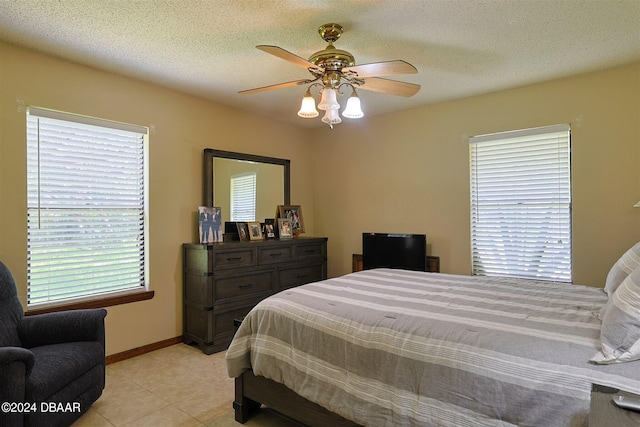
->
xmin=359 ymin=77 xmax=421 ymax=97
xmin=238 ymin=79 xmax=312 ymax=95
xmin=256 ymin=45 xmax=322 ymax=71
xmin=343 ymin=60 xmax=417 ymax=78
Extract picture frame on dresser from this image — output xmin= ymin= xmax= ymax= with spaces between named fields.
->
xmin=277 ymin=205 xmax=305 ymax=235
xmin=236 ymin=222 xmax=250 ymax=241
xmin=263 ymin=219 xmax=276 ymax=239
xmin=248 ymin=222 xmax=263 ymax=240
xmin=278 ymin=218 xmax=293 ymax=239
xmin=198 ymin=206 xmax=222 ymax=243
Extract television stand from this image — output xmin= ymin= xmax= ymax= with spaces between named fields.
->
xmin=352 ymin=254 xmax=440 ymax=273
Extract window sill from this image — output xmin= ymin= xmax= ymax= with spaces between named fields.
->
xmin=25 ymin=290 xmax=155 ymax=316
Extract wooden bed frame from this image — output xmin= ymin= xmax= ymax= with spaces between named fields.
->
xmin=234 ymin=370 xmax=361 ymax=426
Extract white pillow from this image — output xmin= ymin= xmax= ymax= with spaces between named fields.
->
xmin=592 ymin=265 xmax=640 ymax=364
xmin=604 ymin=241 xmax=640 ymax=296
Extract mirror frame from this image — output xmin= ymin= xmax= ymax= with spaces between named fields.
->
xmin=203 ymin=149 xmax=291 ymax=207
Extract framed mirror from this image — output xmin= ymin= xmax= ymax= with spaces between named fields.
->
xmin=204 ymin=149 xmax=290 ymax=222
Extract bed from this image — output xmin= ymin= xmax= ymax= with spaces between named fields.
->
xmin=225 ymin=267 xmax=640 ymax=426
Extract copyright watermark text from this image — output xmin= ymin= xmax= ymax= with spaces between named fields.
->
xmin=2 ymin=401 xmax=81 ymax=413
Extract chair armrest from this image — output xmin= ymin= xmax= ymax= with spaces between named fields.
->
xmin=0 ymin=347 xmax=33 ymax=427
xmin=18 ymin=308 xmax=107 ymax=349
xmin=0 ymin=347 xmax=35 ymax=401
xmin=0 ymin=347 xmax=34 ymax=375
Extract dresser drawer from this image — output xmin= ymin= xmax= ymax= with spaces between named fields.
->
xmin=216 ymin=270 xmax=274 ymax=301
xmin=214 ymin=305 xmax=256 ymax=337
xmin=184 ymin=303 xmax=256 ymax=345
xmin=279 ymin=263 xmax=325 ymax=290
xmin=294 ymin=241 xmax=326 ymax=260
xmin=213 ymin=248 xmax=255 ymax=270
xmin=184 ymin=271 xmax=213 ymax=306
xmin=258 ymin=245 xmax=293 ymax=265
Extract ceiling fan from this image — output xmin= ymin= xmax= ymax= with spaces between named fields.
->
xmin=239 ymin=23 xmax=421 ymax=128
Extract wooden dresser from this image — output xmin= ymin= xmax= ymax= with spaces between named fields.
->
xmin=182 ymin=237 xmax=327 ymax=354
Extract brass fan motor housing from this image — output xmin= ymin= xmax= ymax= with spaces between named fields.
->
xmin=308 ymin=23 xmax=355 ymax=71
xmin=238 ymin=22 xmax=420 ymax=100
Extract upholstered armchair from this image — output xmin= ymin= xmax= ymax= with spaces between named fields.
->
xmin=0 ymin=261 xmax=107 ymax=427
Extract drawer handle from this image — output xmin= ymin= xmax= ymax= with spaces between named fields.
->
xmin=226 ymin=256 xmax=242 ymax=262
xmin=304 ymin=249 xmax=316 ymax=254
xmin=269 ymin=252 xmax=283 ymax=257
xmin=238 ymin=284 xmax=254 ymax=289
xmin=297 ymin=274 xmax=309 ymax=280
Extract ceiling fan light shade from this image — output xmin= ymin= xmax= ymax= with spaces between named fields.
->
xmin=342 ymin=92 xmax=364 ymax=119
xmin=321 ymin=108 xmax=342 ymax=125
xmin=317 ymin=88 xmax=340 ymax=111
xmin=297 ymin=90 xmax=319 ymax=118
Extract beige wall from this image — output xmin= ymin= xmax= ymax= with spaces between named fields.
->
xmin=2 ymin=39 xmax=639 ymax=357
xmin=311 ymin=63 xmax=640 ymax=287
xmin=0 ymin=41 xmax=314 ymax=356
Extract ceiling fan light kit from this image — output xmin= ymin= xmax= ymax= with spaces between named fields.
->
xmin=240 ymin=23 xmax=420 ymax=129
xmin=321 ymin=108 xmax=342 ymax=126
xmin=317 ymin=87 xmax=340 ymax=111
xmin=297 ymin=89 xmax=319 ymax=118
xmin=342 ymin=89 xmax=364 ymax=119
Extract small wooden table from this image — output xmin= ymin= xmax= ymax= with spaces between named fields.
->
xmin=589 ymin=384 xmax=640 ymax=426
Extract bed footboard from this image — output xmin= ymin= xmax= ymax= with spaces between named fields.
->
xmin=234 ymin=370 xmax=361 ymax=426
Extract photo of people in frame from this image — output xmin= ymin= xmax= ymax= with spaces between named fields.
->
xmin=277 ymin=205 xmax=304 ymax=236
xmin=263 ymin=219 xmax=276 ymax=239
xmin=199 ymin=206 xmax=222 ymax=243
xmin=236 ymin=222 xmax=250 ymax=241
xmin=249 ymin=222 xmax=263 ymax=240
xmin=278 ymin=218 xmax=293 ymax=239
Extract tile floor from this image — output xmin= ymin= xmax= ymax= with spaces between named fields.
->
xmin=71 ymin=343 xmax=293 ymax=427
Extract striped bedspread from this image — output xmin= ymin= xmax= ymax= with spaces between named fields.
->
xmin=226 ymin=269 xmax=640 ymax=427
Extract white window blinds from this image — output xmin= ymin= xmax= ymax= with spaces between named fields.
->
xmin=26 ymin=107 xmax=149 ymax=307
xmin=469 ymin=124 xmax=571 ymax=282
xmin=230 ymin=172 xmax=256 ymax=221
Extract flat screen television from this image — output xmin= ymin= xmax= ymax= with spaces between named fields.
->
xmin=362 ymin=233 xmax=427 ymax=272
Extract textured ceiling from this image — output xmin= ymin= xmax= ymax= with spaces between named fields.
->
xmin=1 ymin=0 xmax=639 ymax=128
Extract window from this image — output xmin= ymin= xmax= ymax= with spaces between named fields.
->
xmin=230 ymin=172 xmax=256 ymax=221
xmin=469 ymin=124 xmax=571 ymax=282
xmin=26 ymin=107 xmax=149 ymax=307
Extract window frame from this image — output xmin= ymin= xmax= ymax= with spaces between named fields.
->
xmin=469 ymin=124 xmax=572 ymax=283
xmin=25 ymin=106 xmax=152 ymax=313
